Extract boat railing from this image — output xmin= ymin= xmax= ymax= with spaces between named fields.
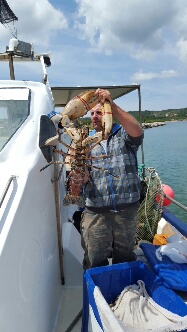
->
xmin=164 ymin=194 xmax=187 ymax=213
xmin=0 ymin=175 xmax=17 ymax=208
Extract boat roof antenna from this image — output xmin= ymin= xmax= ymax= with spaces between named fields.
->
xmin=0 ymin=1 xmax=51 ymax=83
xmin=0 ymin=0 xmax=18 ymax=39
xmin=0 ymin=38 xmax=51 ymax=82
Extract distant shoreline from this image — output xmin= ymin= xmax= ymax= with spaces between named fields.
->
xmin=142 ymin=119 xmax=187 ymax=129
xmin=165 ymin=119 xmax=187 ymax=123
xmin=142 ymin=122 xmax=165 ymax=129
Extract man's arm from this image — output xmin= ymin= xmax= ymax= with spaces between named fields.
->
xmin=95 ymin=88 xmax=143 ymax=137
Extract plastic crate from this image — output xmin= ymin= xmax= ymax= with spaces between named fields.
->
xmin=82 ymin=260 xmax=187 ymax=331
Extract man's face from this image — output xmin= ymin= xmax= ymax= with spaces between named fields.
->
xmin=90 ymin=104 xmax=103 ymax=131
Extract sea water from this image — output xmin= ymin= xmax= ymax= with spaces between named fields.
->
xmin=137 ymin=120 xmax=187 ymax=224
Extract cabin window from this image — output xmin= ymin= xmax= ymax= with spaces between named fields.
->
xmin=0 ymin=88 xmax=30 ymax=151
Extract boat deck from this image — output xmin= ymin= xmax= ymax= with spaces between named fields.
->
xmin=55 ymin=287 xmax=82 ymax=332
xmin=54 ymin=250 xmax=147 ymax=332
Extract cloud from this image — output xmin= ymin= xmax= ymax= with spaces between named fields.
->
xmin=0 ymin=0 xmax=187 ymax=111
xmin=176 ymin=38 xmax=187 ymax=62
xmin=131 ymin=70 xmax=177 ymax=81
xmin=74 ymin=0 xmax=187 ymax=65
xmin=0 ymin=0 xmax=68 ymax=49
xmin=2 ymin=0 xmax=187 ymax=65
xmin=75 ymin=0 xmax=177 ymax=59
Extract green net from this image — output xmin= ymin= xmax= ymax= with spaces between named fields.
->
xmin=136 ymin=167 xmax=164 ymax=243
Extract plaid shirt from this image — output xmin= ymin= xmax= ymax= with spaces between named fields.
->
xmin=84 ymin=123 xmax=144 ymax=209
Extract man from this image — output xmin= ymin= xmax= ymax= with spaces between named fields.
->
xmin=81 ymin=88 xmax=143 ymax=270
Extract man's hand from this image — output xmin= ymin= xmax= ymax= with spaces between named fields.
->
xmin=95 ymin=88 xmax=113 ymax=105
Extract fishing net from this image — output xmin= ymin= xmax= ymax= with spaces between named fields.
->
xmin=0 ymin=0 xmax=18 ymax=24
xmin=136 ymin=167 xmax=164 ymax=243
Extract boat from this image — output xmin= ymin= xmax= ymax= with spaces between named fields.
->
xmin=1 ymin=38 xmax=187 ymax=332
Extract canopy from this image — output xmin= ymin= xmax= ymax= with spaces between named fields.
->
xmin=51 ymin=85 xmax=140 ymax=107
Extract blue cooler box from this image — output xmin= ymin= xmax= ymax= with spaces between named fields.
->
xmin=82 ymin=260 xmax=187 ymax=331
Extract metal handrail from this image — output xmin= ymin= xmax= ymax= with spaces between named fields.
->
xmin=0 ymin=175 xmax=17 ymax=208
xmin=164 ymin=194 xmax=187 ymax=213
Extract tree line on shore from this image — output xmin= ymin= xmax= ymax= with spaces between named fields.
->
xmin=129 ymin=108 xmax=187 ymax=123
xmin=78 ymin=108 xmax=187 ymax=127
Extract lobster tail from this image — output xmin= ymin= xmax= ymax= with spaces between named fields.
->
xmin=63 ymin=194 xmax=85 ymax=208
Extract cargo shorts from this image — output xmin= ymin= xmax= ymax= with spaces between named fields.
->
xmin=81 ymin=202 xmax=139 ymax=270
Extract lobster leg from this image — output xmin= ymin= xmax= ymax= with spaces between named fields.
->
xmin=82 ymin=137 xmax=104 ymax=154
xmin=40 ymin=161 xmax=63 ymax=172
xmin=54 ymin=149 xmax=71 ymax=157
xmin=40 ymin=161 xmax=70 ymax=172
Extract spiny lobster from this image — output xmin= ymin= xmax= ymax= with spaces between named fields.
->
xmin=40 ymin=122 xmax=114 ymax=207
xmin=40 ymin=90 xmax=117 ymax=207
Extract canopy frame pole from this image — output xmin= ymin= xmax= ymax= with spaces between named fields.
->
xmin=138 ymin=87 xmax=145 ymax=173
xmin=8 ymin=54 xmax=15 ymax=80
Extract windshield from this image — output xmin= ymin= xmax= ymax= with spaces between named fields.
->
xmin=0 ymin=88 xmax=30 ymax=151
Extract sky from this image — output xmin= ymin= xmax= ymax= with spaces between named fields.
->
xmin=1 ymin=0 xmax=187 ymax=112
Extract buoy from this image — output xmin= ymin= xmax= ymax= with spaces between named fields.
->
xmin=162 ymin=184 xmax=174 ymax=206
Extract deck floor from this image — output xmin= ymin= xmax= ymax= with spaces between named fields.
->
xmin=55 ymin=287 xmax=83 ymax=332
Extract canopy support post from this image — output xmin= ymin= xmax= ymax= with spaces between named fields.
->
xmin=8 ymin=54 xmax=15 ymax=80
xmin=138 ymin=86 xmax=145 ymax=175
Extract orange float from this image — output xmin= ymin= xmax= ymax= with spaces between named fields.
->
xmin=162 ymin=184 xmax=174 ymax=206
